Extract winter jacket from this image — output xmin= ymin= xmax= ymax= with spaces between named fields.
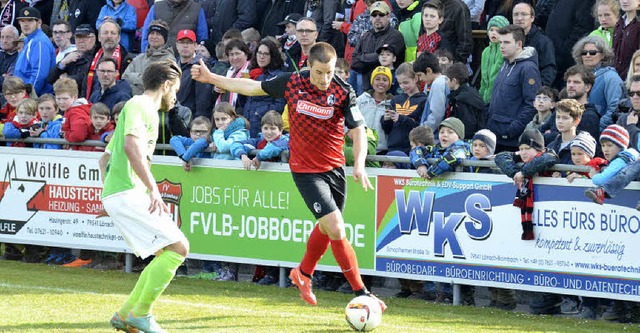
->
xmin=68 ymin=0 xmax=106 ymax=30
xmin=487 ymin=47 xmax=541 ymax=148
xmin=410 ymin=140 xmax=471 ymax=178
xmin=381 ymin=91 xmax=427 ymax=154
xmin=170 ymin=135 xmax=212 ymax=161
xmin=141 ymin=1 xmax=208 ymax=51
xmin=356 ymin=91 xmax=393 ymax=152
xmin=84 ymin=47 xmax=134 ymax=99
xmin=439 ymin=0 xmax=472 ymax=63
xmin=202 ymin=0 xmax=256 ymax=44
xmin=0 ymin=49 xmax=17 ymax=87
xmin=230 ymin=133 xmax=290 ymax=161
xmin=525 ymin=25 xmax=556 ymax=87
xmin=525 ymin=111 xmax=552 ymax=132
xmin=185 ymin=118 xmax=249 ymax=160
xmin=592 ymin=148 xmax=640 ymax=185
xmin=89 ymin=80 xmax=133 ymax=111
xmin=96 ymin=0 xmax=137 ymax=51
xmin=47 ymin=45 xmax=97 ymax=97
xmin=617 ymin=112 xmax=640 ymax=151
xmin=613 ymin=14 xmax=640 ymax=81
xmin=589 ymin=65 xmax=624 ymax=131
xmin=123 ymin=44 xmax=176 ymax=95
xmin=177 ymin=57 xmax=215 ymax=120
xmin=590 ymin=26 xmax=614 ymax=47
xmin=539 ymin=104 xmax=601 ymax=148
xmin=14 ymin=28 xmax=56 ymax=95
xmin=82 ymin=121 xmax=115 ymax=151
xmin=257 ymin=0 xmax=305 ymax=39
xmin=546 ymin=134 xmax=573 ymax=166
xmin=3 ymin=117 xmax=38 ymax=147
xmin=244 ymin=68 xmax=287 ymax=138
xmin=33 ymin=115 xmax=63 ymax=149
xmin=351 ymin=24 xmax=405 ymax=91
xmin=62 ymin=99 xmax=92 ymax=149
xmin=479 ymin=40 xmax=503 ymax=104
xmin=447 ymin=84 xmax=486 ymax=139
xmin=397 ymin=1 xmax=422 ymax=62
xmin=420 ymin=75 xmax=449 ymax=131
xmin=305 ymin=0 xmax=345 ymax=57
xmin=494 ymin=149 xmax=558 ymax=178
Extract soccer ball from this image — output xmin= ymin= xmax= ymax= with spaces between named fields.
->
xmin=344 ymin=295 xmax=382 ymax=331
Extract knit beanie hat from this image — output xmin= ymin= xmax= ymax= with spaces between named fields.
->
xmin=570 ymin=131 xmax=597 ymax=158
xmin=148 ymin=23 xmax=169 ymax=44
xmin=518 ymin=129 xmax=545 ymax=151
xmin=370 ymin=66 xmax=393 ymax=87
xmin=600 ymin=124 xmax=629 ymax=150
xmin=439 ymin=117 xmax=465 ymax=140
xmin=472 ymin=129 xmax=497 ymax=155
xmin=487 ymin=15 xmax=509 ymax=30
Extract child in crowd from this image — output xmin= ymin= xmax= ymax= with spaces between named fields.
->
xmin=547 ymin=99 xmax=585 ymax=167
xmin=413 ymin=52 xmax=447 ymax=133
xmin=434 ymin=49 xmax=453 ymax=73
xmin=170 ymin=116 xmax=213 ymax=172
xmin=31 ymin=94 xmax=63 ymax=150
xmin=357 ymin=66 xmax=394 ymax=154
xmin=335 ymin=58 xmax=351 ymax=83
xmin=230 ymin=110 xmax=289 ymax=170
xmin=410 ymin=117 xmax=470 ymax=179
xmin=0 ymin=77 xmax=30 ymax=135
xmin=103 ymin=101 xmax=125 ymax=144
xmin=495 ymin=129 xmax=558 ymax=241
xmin=55 ymin=78 xmax=92 ymax=150
xmin=444 ymin=63 xmax=485 ymax=139
xmin=479 ymin=15 xmax=509 ymax=105
xmin=377 ymin=44 xmax=399 ymax=94
xmin=416 ymin=0 xmax=448 ymax=58
xmin=613 ymin=0 xmax=640 ymax=80
xmin=468 ymin=129 xmax=497 ymax=173
xmin=396 ymin=0 xmax=423 ymax=62
xmin=2 ymin=99 xmax=39 ymax=147
xmin=382 ymin=63 xmax=427 ymax=154
xmin=526 ymin=86 xmax=558 ymax=132
xmin=589 ymin=0 xmax=619 ymax=47
xmin=565 ymin=131 xmax=608 ymax=183
xmin=85 ymin=103 xmax=115 ymax=152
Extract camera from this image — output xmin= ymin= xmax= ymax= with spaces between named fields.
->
xmin=30 ymin=123 xmax=41 ymax=130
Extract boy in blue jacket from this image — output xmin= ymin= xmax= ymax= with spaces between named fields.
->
xmin=410 ymin=117 xmax=471 ymax=179
xmin=170 ymin=116 xmax=213 ymax=171
xmin=31 ymin=94 xmax=63 ymax=149
xmin=230 ymin=110 xmax=289 ymax=170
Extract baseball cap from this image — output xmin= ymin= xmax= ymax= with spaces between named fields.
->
xmin=277 ymin=13 xmax=303 ymax=26
xmin=370 ymin=1 xmax=391 ymax=15
xmin=376 ymin=44 xmax=396 ymax=55
xmin=176 ymin=30 xmax=196 ymax=42
xmin=74 ymin=24 xmax=95 ymax=36
xmin=16 ymin=7 xmax=40 ymax=20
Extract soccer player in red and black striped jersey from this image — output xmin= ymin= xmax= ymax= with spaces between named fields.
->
xmin=192 ymin=42 xmax=386 ymax=312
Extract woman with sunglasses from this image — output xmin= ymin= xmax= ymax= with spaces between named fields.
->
xmin=571 ymin=35 xmax=623 ymax=132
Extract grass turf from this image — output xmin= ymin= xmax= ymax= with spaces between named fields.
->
xmin=0 ymin=260 xmax=638 ymax=332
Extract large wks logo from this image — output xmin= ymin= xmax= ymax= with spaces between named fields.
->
xmin=157 ymin=179 xmax=183 ymax=228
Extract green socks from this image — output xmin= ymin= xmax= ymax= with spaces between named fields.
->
xmin=119 ymin=250 xmax=185 ymax=317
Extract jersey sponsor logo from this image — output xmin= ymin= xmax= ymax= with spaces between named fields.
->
xmin=296 ymin=100 xmax=334 ymax=119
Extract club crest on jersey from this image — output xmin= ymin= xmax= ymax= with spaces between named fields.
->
xmin=296 ymin=100 xmax=334 ymax=119
xmin=327 ymin=94 xmax=336 ymax=106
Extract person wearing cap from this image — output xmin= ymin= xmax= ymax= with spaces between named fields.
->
xmin=479 ymin=15 xmax=509 ymax=105
xmin=123 ymin=19 xmax=175 ymax=95
xmin=276 ymin=13 xmax=301 ymax=67
xmin=352 ymin=1 xmax=405 ymax=93
xmin=175 ymin=29 xmax=215 ymax=120
xmin=13 ymin=7 xmax=55 ymax=95
xmin=96 ymin=0 xmax=137 ymax=52
xmin=47 ymin=24 xmax=98 ymax=96
xmin=566 ymin=131 xmax=608 ymax=183
xmin=89 ymin=57 xmax=133 ymax=111
xmin=0 ymin=0 xmax=28 ymax=31
xmin=142 ymin=0 xmax=208 ymax=52
xmin=356 ymin=65 xmax=393 ymax=153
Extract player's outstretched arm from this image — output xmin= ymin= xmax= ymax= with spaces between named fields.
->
xmin=123 ymin=134 xmax=169 ymax=214
xmin=349 ymin=125 xmax=374 ymax=191
xmin=191 ymin=59 xmax=268 ymax=97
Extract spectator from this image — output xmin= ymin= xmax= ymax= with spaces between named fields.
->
xmin=0 ymin=76 xmax=29 ymax=133
xmin=0 ymin=0 xmax=28 ymax=31
xmin=51 ymin=20 xmax=76 ymax=64
xmin=201 ymin=0 xmax=256 ymax=45
xmin=479 ymin=15 xmax=508 ymax=104
xmin=617 ymin=74 xmax=640 ymax=150
xmin=176 ymin=29 xmax=215 ymax=120
xmin=545 ymin=0 xmax=596 ymax=88
xmin=170 ymin=116 xmax=213 ymax=171
xmin=547 ymin=99 xmax=585 ymax=166
xmin=525 ymin=86 xmax=558 ymax=132
xmin=589 ymin=0 xmax=619 ymax=47
xmin=89 ymin=57 xmax=133 ymax=111
xmin=257 ymin=0 xmax=305 ymax=39
xmin=331 ymin=0 xmax=373 ymax=65
xmin=96 ymin=0 xmax=137 ymax=52
xmin=123 ymin=20 xmax=175 ymax=96
xmin=377 ymin=44 xmax=399 ymax=94
xmin=512 ymin=2 xmax=556 ymax=87
xmin=435 ymin=49 xmax=454 ymax=73
xmin=438 ymin=0 xmax=472 ymax=64
xmin=395 ymin=0 xmax=422 ymax=62
xmin=572 ymin=35 xmax=623 ymax=131
xmin=463 ymin=0 xmax=485 ymax=29
xmin=241 ymin=27 xmax=260 ymax=55
xmin=352 ymin=2 xmax=404 ymax=93
xmin=47 ymin=24 xmax=98 ymax=97
xmin=626 ymin=50 xmax=640 ymax=90
xmin=288 ymin=17 xmax=319 ymax=72
xmin=68 ymin=0 xmax=106 ymax=31
xmin=305 ymin=0 xmax=344 ymax=57
xmin=413 ymin=51 xmax=447 ymax=134
xmin=483 ymin=0 xmax=533 ymax=26
xmin=215 ymin=39 xmax=251 ymax=116
xmin=0 ymin=25 xmax=19 ymax=105
xmin=141 ymin=0 xmax=207 ymax=52
xmin=56 ymin=77 xmax=92 ymax=150
xmin=276 ymin=13 xmax=302 ymax=72
xmin=356 ymin=66 xmax=393 ymax=154
xmin=565 ymin=131 xmax=608 ymax=183
xmin=102 ymin=100 xmax=125 ymax=143
xmin=487 ymin=25 xmax=540 ymax=153
xmin=31 ymin=94 xmax=63 ymax=149
xmin=444 ymin=62 xmax=485 ymax=139
xmin=195 ymin=41 xmax=215 ymax=66
xmin=244 ymin=38 xmax=286 ymax=138
xmin=14 ymin=7 xmax=56 ymax=95
xmin=614 ymin=0 xmax=640 ymax=82
xmin=230 ymin=110 xmax=289 ymax=169
xmin=468 ymin=129 xmax=497 ymax=173
xmin=416 ymin=0 xmax=449 ymax=59
xmin=2 ymin=98 xmax=38 ymax=147
xmin=85 ymin=18 xmax=134 ymax=100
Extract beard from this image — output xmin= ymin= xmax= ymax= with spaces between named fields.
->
xmin=159 ymin=92 xmax=176 ymax=112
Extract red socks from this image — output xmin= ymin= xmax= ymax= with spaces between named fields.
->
xmin=299 ymin=224 xmax=330 ymax=276
xmin=330 ymin=238 xmax=365 ymax=292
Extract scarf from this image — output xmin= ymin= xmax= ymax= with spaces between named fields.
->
xmin=0 ymin=0 xmax=15 ymax=28
xmin=513 ymin=176 xmax=534 ymax=240
xmin=217 ymin=61 xmax=249 ymax=106
xmin=9 ymin=117 xmax=38 ymax=147
xmin=249 ymin=67 xmax=263 ymax=80
xmin=86 ymin=46 xmax=123 ymax=99
xmin=223 ymin=117 xmax=246 ymax=139
xmin=284 ymin=35 xmax=297 ymax=50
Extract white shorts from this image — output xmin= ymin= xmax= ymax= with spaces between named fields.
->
xmin=103 ymin=189 xmax=187 ymax=259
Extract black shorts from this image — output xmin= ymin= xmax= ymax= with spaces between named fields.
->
xmin=291 ymin=167 xmax=347 ymax=219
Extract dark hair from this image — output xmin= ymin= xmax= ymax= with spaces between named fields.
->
xmin=51 ymin=19 xmax=71 ymax=32
xmin=261 ymin=110 xmax=284 ymax=129
xmin=142 ymin=60 xmax=182 ymax=91
xmin=536 ymin=86 xmax=559 ymax=101
xmin=513 ymin=1 xmax=535 ymax=17
xmin=409 ymin=126 xmax=435 ymax=146
xmin=249 ymin=38 xmax=284 ymax=70
xmin=564 ymin=65 xmax=595 ymax=87
xmin=422 ymin=0 xmax=444 ymax=18
xmin=222 ymin=29 xmax=243 ymax=41
xmin=308 ymin=42 xmax=337 ymax=66
xmin=444 ymin=63 xmax=469 ymax=84
xmin=37 ymin=94 xmax=57 ymax=109
xmin=413 ymin=51 xmax=441 ymax=74
xmin=498 ymin=25 xmax=525 ymax=44
xmin=434 ymin=48 xmax=453 ymax=61
xmin=97 ymin=57 xmax=118 ymax=69
xmin=90 ymin=102 xmax=110 ymax=117
xmin=225 ymin=38 xmax=252 ymax=59
xmin=335 ymin=58 xmax=350 ymax=72
xmin=112 ymin=101 xmax=126 ymax=116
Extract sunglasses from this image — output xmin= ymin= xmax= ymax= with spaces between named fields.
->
xmin=581 ymin=50 xmax=601 ymax=56
xmin=371 ymin=12 xmax=387 ymax=18
xmin=629 ymin=90 xmax=640 ymax=97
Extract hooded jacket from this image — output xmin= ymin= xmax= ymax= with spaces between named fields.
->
xmin=488 ymin=47 xmax=541 ymax=147
xmin=123 ymin=44 xmax=175 ymax=95
xmin=396 ymin=1 xmax=422 ymax=62
xmin=62 ymin=98 xmax=92 ymax=148
xmin=381 ymin=91 xmax=427 ymax=154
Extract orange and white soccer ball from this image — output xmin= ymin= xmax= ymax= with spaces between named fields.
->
xmin=344 ymin=295 xmax=382 ymax=331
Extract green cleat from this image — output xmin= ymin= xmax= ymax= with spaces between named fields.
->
xmin=110 ymin=312 xmax=135 ymax=332
xmin=124 ymin=313 xmax=167 ymax=333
